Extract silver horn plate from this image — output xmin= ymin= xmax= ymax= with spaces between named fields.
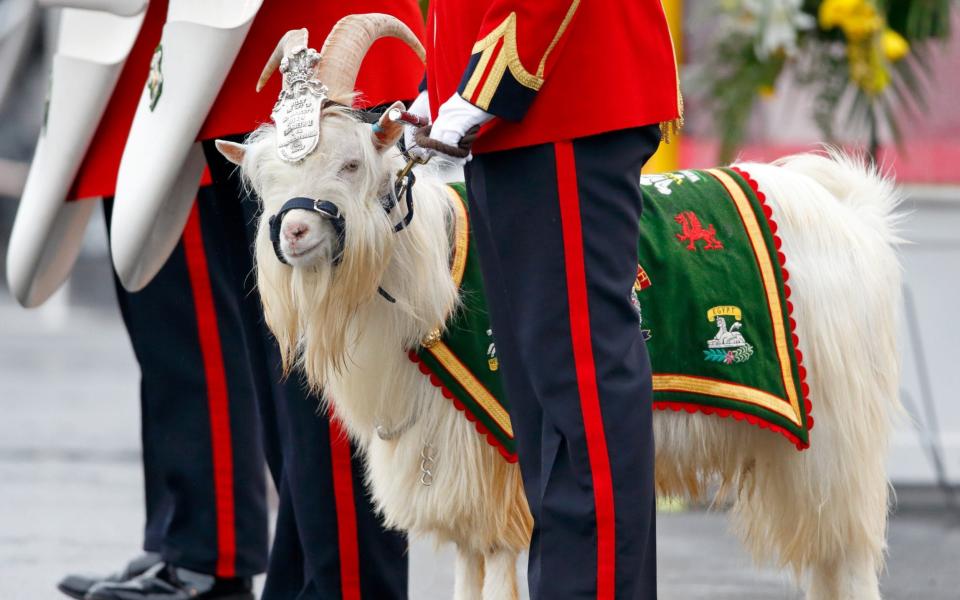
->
xmin=271 ymin=46 xmax=327 ymax=163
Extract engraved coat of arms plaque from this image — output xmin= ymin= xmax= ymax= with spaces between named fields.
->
xmin=271 ymin=46 xmax=327 ymax=162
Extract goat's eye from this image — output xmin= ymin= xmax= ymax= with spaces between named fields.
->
xmin=340 ymin=160 xmax=360 ymax=175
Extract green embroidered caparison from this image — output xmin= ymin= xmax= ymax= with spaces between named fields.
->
xmin=410 ymin=170 xmax=812 ymax=463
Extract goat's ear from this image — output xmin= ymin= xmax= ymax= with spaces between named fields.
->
xmin=372 ymin=101 xmax=406 ymax=153
xmin=215 ymin=139 xmax=247 ymax=166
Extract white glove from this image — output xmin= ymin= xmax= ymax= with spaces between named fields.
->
xmin=425 ymin=94 xmax=493 ymax=164
xmin=411 ymin=94 xmax=493 ymax=166
xmin=403 ymin=91 xmax=431 ymax=153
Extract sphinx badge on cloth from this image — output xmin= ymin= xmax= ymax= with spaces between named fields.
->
xmin=704 ymin=305 xmax=754 ymax=365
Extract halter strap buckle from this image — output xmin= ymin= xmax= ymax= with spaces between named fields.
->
xmin=313 ymin=198 xmax=341 ymax=220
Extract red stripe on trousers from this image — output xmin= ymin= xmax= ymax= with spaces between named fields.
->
xmin=182 ymin=203 xmax=237 ymax=578
xmin=328 ymin=413 xmax=361 ymax=600
xmin=554 ymin=141 xmax=617 ymax=599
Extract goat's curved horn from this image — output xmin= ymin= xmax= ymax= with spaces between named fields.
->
xmin=256 ymin=28 xmax=309 ymax=92
xmin=315 ymin=13 xmax=425 ymax=100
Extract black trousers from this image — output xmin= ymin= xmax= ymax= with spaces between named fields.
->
xmin=466 ymin=126 xmax=661 ymax=600
xmin=103 ymin=139 xmax=408 ymax=595
xmin=202 ymin=139 xmax=409 ymax=600
xmin=105 ymin=194 xmax=269 ymax=578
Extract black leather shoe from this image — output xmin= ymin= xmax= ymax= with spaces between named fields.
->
xmin=57 ymin=553 xmax=162 ymax=599
xmin=87 ymin=563 xmax=254 ymax=600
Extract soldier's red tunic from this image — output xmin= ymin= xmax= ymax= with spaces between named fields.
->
xmin=69 ymin=0 xmax=425 ymax=201
xmin=425 ymin=0 xmax=682 ymax=154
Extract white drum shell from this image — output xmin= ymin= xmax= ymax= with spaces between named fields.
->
xmin=109 ymin=0 xmax=263 ymax=291
xmin=6 ymin=7 xmax=146 ymax=307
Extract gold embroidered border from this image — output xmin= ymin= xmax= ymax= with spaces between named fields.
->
xmin=474 ymin=50 xmax=509 ymax=110
xmin=447 ymin=187 xmax=469 ymax=287
xmin=536 ymin=1 xmax=581 ymax=77
xmin=429 ymin=341 xmax=515 ymax=437
xmin=469 ymin=13 xmax=544 ymax=98
xmin=658 ymin=0 xmax=684 ymax=140
xmin=706 ymin=169 xmax=801 ymax=424
xmin=461 ymin=42 xmax=497 ymax=102
xmin=653 ymin=374 xmax=801 ymax=425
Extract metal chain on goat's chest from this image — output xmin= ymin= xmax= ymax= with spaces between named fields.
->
xmin=419 ymin=443 xmax=437 ymax=487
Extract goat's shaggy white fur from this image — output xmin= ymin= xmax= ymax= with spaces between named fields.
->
xmin=225 ymin=109 xmax=903 ymax=600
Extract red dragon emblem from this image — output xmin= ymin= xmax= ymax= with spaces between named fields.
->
xmin=674 ymin=211 xmax=723 ymax=251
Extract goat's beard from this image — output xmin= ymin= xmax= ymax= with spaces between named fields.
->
xmin=256 ymin=207 xmax=394 ymax=393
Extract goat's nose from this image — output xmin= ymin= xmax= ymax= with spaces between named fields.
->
xmin=282 ymin=221 xmax=309 ymax=243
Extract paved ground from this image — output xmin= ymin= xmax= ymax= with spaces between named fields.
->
xmin=1 ymin=243 xmax=959 ymax=599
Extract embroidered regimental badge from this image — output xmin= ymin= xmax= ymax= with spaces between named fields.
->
xmin=632 ymin=265 xmax=653 ymax=341
xmin=640 ymin=170 xmax=702 ymax=195
xmin=704 ymin=305 xmax=753 ymax=365
xmin=272 ymin=46 xmax=327 ymax=162
xmin=631 ymin=294 xmax=652 ymax=341
xmin=147 ymin=45 xmax=163 ymax=112
xmin=675 ymin=211 xmax=723 ymax=251
xmin=634 ymin=264 xmax=652 ymax=291
xmin=486 ymin=329 xmax=499 ymax=371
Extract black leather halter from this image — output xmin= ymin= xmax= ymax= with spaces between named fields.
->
xmin=268 ymin=198 xmax=345 ymax=266
xmin=268 ymin=170 xmax=415 ymax=266
xmin=267 ymin=170 xmax=417 ymax=303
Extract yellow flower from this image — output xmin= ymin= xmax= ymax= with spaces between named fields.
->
xmin=882 ymin=29 xmax=910 ymax=61
xmin=758 ymin=84 xmax=776 ymax=98
xmin=844 ymin=13 xmax=883 ymax=40
xmin=866 ymin=64 xmax=890 ymax=93
xmin=847 ymin=37 xmax=891 ymax=94
xmin=819 ymin=0 xmax=860 ymax=29
xmin=819 ymin=0 xmax=883 ymax=41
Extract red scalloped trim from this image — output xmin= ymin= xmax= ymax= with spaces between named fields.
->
xmin=730 ymin=166 xmax=813 ymax=447
xmin=653 ymin=400 xmax=807 ymax=450
xmin=407 ymin=350 xmax=519 ymax=463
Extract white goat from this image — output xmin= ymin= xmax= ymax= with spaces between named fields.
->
xmin=217 ymin=14 xmax=903 ymax=600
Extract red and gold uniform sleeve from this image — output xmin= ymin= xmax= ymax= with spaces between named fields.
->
xmin=457 ymin=1 xmax=582 ymax=121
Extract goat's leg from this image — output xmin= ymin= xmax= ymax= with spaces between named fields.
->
xmin=454 ymin=547 xmax=484 ymax=600
xmin=481 ymin=548 xmax=519 ymax=600
xmin=728 ymin=441 xmax=887 ymax=600
xmin=807 ymin=550 xmax=881 ymax=600
xmin=801 ymin=453 xmax=886 ymax=600
xmin=728 ymin=422 xmax=888 ymax=600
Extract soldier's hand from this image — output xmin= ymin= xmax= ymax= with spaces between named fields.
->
xmin=424 ymin=93 xmax=493 ymax=164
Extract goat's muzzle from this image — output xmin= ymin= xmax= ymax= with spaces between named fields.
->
xmin=269 ymin=198 xmax=346 ymax=266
